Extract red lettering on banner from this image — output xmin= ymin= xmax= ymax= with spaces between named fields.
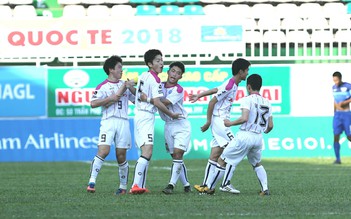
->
xmin=87 ymin=30 xmax=98 ymax=44
xmin=56 ymin=89 xmax=93 ymax=106
xmin=275 ymin=88 xmax=279 ymax=101
xmin=72 ymin=91 xmax=83 ymax=103
xmin=183 ymin=88 xmax=209 ymax=103
xmin=57 ymin=91 xmax=69 ymax=104
xmin=262 ymin=87 xmax=280 ymax=102
xmin=8 ymin=30 xmax=79 ymax=46
xmin=28 ymin=31 xmax=43 ymax=46
xmin=67 ymin=30 xmax=78 ymax=45
xmin=46 ymin=31 xmax=63 ymax=45
xmin=101 ymin=30 xmax=111 ymax=44
xmin=87 ymin=30 xmax=112 ymax=44
xmin=183 ymin=90 xmax=192 ymax=102
xmin=8 ymin=31 xmax=25 ymax=46
xmin=235 ymin=89 xmax=245 ymax=100
xmin=234 ymin=87 xmax=281 ymax=103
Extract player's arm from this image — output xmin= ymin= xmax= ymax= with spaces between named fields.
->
xmin=201 ymin=96 xmax=218 ymax=132
xmin=139 ymin=92 xmax=171 ymax=106
xmin=339 ymin=97 xmax=351 ymax=108
xmin=160 ymin=98 xmax=172 ymax=106
xmin=264 ymin=116 xmax=274 ymax=134
xmin=126 ymin=79 xmax=137 ymax=95
xmin=153 ymin=97 xmax=181 ymax=119
xmin=224 ymin=108 xmax=249 ymax=127
xmin=189 ymin=88 xmax=218 ymax=103
xmin=334 ymin=100 xmax=344 ymax=111
xmin=91 ymin=83 xmax=127 ymax=108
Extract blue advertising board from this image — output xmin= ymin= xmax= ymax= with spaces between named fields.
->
xmin=0 ymin=66 xmax=46 ymax=117
xmin=0 ymin=119 xmax=139 ymax=162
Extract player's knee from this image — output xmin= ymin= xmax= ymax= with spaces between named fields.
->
xmin=172 ymin=149 xmax=184 ymax=160
xmin=209 ymin=150 xmax=221 ymax=161
xmin=97 ymin=150 xmax=109 ymax=158
xmin=141 ymin=151 xmax=152 ymax=160
xmin=217 ymin=157 xmax=226 ymax=167
xmin=116 ymin=154 xmax=126 ymax=163
xmin=253 ymin=162 xmax=262 ymax=168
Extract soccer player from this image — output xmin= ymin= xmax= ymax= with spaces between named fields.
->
xmin=201 ymin=73 xmax=273 ymax=196
xmin=87 ymin=55 xmax=136 ymax=195
xmin=331 ymin=71 xmax=351 ymax=164
xmin=130 ymin=49 xmax=182 ymax=194
xmin=140 ymin=61 xmax=191 ymax=194
xmin=190 ymin=58 xmax=251 ymax=193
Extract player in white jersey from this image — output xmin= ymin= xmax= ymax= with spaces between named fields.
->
xmin=87 ymin=55 xmax=136 ymax=195
xmin=130 ymin=49 xmax=182 ymax=194
xmin=140 ymin=61 xmax=191 ymax=194
xmin=190 ymin=58 xmax=251 ymax=192
xmin=202 ymin=74 xmax=274 ymax=196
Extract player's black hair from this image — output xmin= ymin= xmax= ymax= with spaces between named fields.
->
xmin=332 ymin=71 xmax=342 ymax=79
xmin=144 ymin=49 xmax=163 ymax=68
xmin=247 ymin=74 xmax=262 ymax=91
xmin=232 ymin=58 xmax=251 ymax=76
xmin=103 ymin=55 xmax=122 ymax=75
xmin=169 ymin=61 xmax=185 ymax=73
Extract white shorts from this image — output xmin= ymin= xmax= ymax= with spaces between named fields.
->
xmin=164 ymin=119 xmax=191 ymax=154
xmin=221 ymin=131 xmax=263 ymax=167
xmin=98 ymin=117 xmax=131 ymax=149
xmin=210 ymin=116 xmax=235 ymax=148
xmin=134 ymin=110 xmax=155 ymax=148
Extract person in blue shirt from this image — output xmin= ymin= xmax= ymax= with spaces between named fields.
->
xmin=332 ymin=71 xmax=351 ymax=164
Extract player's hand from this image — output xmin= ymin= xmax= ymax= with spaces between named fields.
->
xmin=104 ymin=91 xmax=119 ymax=107
xmin=201 ymin=122 xmax=210 ymax=132
xmin=125 ymin=79 xmax=136 ymax=88
xmin=339 ymin=101 xmax=349 ymax=108
xmin=139 ymin=92 xmax=148 ymax=102
xmin=171 ymin=113 xmax=183 ymax=120
xmin=335 ymin=103 xmax=343 ymax=110
xmin=189 ymin=94 xmax=199 ymax=103
xmin=223 ymin=119 xmax=232 ymax=127
xmin=109 ymin=91 xmax=119 ymax=102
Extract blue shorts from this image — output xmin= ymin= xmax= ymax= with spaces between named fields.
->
xmin=333 ymin=111 xmax=351 ymax=136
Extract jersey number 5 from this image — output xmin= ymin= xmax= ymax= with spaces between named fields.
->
xmin=137 ymin=80 xmax=144 ymax=102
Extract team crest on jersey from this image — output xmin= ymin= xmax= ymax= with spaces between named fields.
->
xmin=218 ymin=90 xmax=227 ymax=97
xmin=168 ymin=90 xmax=173 ymax=95
xmin=92 ymin=90 xmax=98 ymax=98
xmin=341 ymin=87 xmax=348 ymax=92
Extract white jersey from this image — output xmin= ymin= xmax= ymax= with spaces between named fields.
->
xmin=213 ymin=78 xmax=238 ymax=118
xmin=159 ymin=82 xmax=188 ymax=122
xmin=135 ymin=71 xmax=164 ymax=113
xmin=91 ymin=79 xmax=135 ymax=120
xmin=239 ymin=93 xmax=272 ymax=134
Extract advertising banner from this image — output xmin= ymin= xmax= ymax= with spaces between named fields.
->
xmin=0 ymin=66 xmax=46 ymax=117
xmin=1 ymin=63 xmax=350 ymax=162
xmin=1 ymin=117 xmax=347 ymax=162
xmin=0 ymin=119 xmax=139 ymax=162
xmin=151 ymin=116 xmax=350 ymax=160
xmin=47 ymin=65 xmax=290 ymax=117
xmin=0 ymin=17 xmax=244 ymax=59
xmin=48 ymin=67 xmax=104 ymax=117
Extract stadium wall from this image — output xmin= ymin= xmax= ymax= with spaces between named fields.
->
xmin=1 ymin=63 xmax=351 ymax=162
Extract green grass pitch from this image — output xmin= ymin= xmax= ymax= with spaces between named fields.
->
xmin=1 ymin=158 xmax=351 ymax=218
